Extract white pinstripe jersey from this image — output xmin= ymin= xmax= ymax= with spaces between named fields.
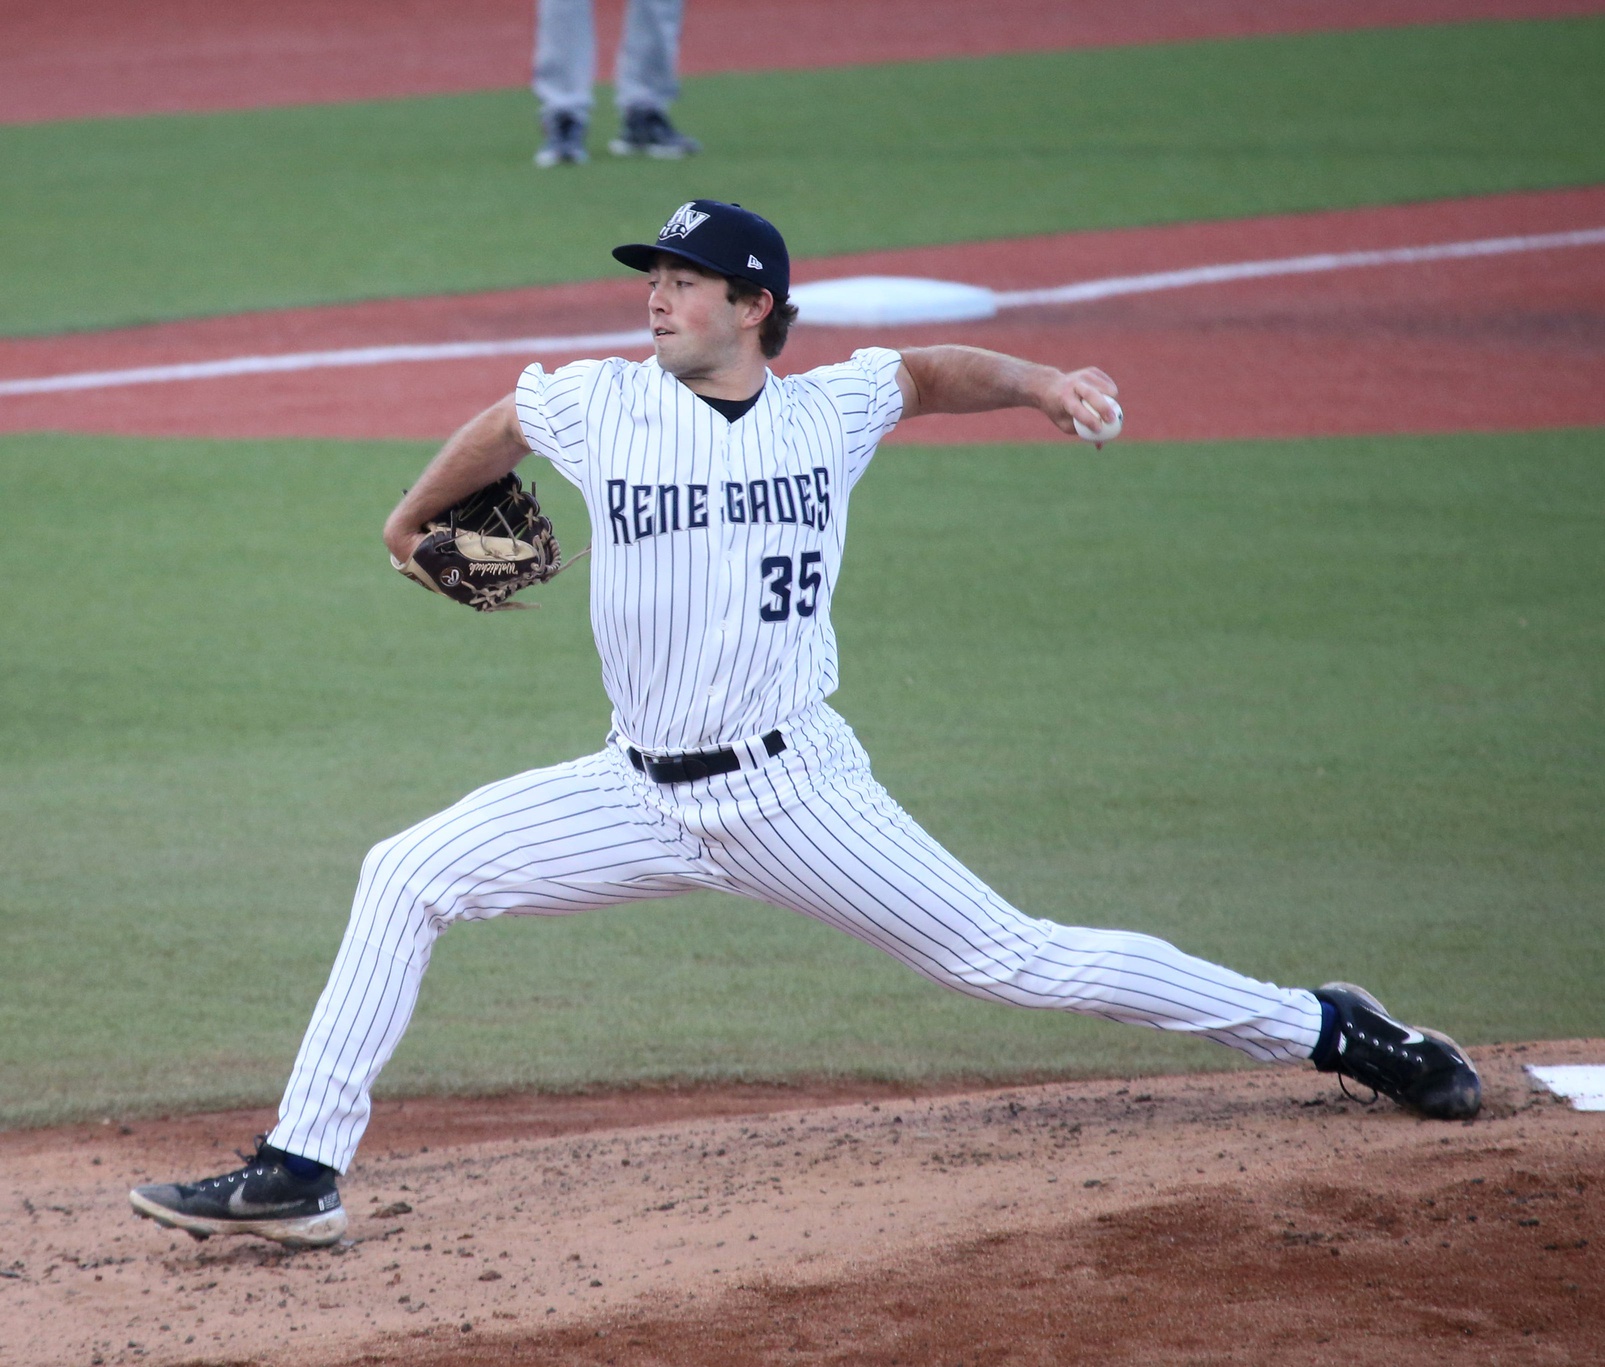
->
xmin=515 ymin=346 xmax=905 ymax=752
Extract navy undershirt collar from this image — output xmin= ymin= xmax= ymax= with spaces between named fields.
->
xmin=695 ymin=383 xmax=765 ymax=423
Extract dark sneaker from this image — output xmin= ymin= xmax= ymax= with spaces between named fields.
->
xmin=608 ymin=106 xmax=701 ymax=159
xmin=1313 ymin=983 xmax=1481 ymax=1121
xmin=535 ymin=111 xmax=589 ymax=168
xmin=129 ymin=1141 xmax=346 ymax=1248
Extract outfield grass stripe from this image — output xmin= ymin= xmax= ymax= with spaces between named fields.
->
xmin=7 ymin=224 xmax=1601 ymax=398
xmin=4 ymin=19 xmax=1602 ymax=336
xmin=2 ymin=428 xmax=1601 ymax=1123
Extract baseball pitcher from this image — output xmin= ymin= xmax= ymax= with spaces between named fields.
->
xmin=130 ymin=201 xmax=1480 ymax=1249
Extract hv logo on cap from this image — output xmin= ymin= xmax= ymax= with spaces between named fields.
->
xmin=614 ymin=200 xmax=792 ymax=301
xmin=660 ymin=204 xmax=710 ymax=241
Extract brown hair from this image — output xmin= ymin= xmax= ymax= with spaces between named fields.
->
xmin=724 ymin=277 xmax=799 ymax=359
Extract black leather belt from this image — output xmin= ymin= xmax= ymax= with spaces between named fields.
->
xmin=628 ymin=730 xmax=786 ymax=784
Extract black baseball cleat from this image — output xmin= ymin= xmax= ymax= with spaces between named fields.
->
xmin=1312 ymin=983 xmax=1481 ymax=1121
xmin=535 ymin=111 xmax=589 ymax=168
xmin=608 ymin=106 xmax=701 ymax=159
xmin=129 ymin=1140 xmax=346 ymax=1248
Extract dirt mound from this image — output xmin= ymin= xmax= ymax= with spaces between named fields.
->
xmin=3 ymin=1041 xmax=1600 ymax=1365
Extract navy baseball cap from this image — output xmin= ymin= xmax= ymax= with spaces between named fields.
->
xmin=613 ymin=200 xmax=790 ymax=300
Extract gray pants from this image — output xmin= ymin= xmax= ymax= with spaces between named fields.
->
xmin=534 ymin=0 xmax=685 ymax=119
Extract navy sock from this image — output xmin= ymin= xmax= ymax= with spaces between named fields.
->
xmin=1311 ymin=997 xmax=1338 ymax=1065
xmin=266 ymin=1145 xmax=333 ymax=1181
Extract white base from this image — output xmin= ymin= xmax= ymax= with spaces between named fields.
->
xmin=1525 ymin=1064 xmax=1605 ymax=1111
xmin=792 ymin=276 xmax=999 ymax=327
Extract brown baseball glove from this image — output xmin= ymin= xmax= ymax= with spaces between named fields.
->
xmin=392 ymin=472 xmax=582 ymax=612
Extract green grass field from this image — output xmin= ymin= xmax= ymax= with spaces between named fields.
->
xmin=2 ymin=13 xmax=1602 ymax=1129
xmin=2 ymin=429 xmax=1600 ymax=1128
xmin=2 ymin=18 xmax=1603 ymax=334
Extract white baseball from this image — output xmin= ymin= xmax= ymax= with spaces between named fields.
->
xmin=1074 ymin=395 xmax=1123 ymax=443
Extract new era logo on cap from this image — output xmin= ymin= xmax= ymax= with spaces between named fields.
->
xmin=747 ymin=255 xmax=763 ymax=269
xmin=660 ymin=204 xmax=710 ymax=241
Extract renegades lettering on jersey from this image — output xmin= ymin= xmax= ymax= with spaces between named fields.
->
xmin=606 ymin=480 xmax=711 ymax=543
xmin=724 ymin=470 xmax=830 ymax=528
xmin=605 ymin=470 xmax=831 ymax=543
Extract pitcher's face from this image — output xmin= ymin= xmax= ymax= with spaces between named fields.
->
xmin=646 ymin=255 xmax=762 ymax=380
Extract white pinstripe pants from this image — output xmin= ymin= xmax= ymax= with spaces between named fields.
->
xmin=270 ymin=705 xmax=1323 ymax=1172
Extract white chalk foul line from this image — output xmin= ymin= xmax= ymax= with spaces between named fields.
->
xmin=0 ymin=326 xmax=654 ymax=397
xmin=991 ymin=226 xmax=1605 ymax=308
xmin=2 ymin=226 xmax=1602 ymax=398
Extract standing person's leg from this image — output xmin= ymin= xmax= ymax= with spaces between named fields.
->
xmin=692 ymin=708 xmax=1477 ymax=1114
xmin=614 ymin=0 xmax=681 ymax=114
xmin=532 ymin=0 xmax=595 ymax=166
xmin=609 ymin=0 xmax=699 ymax=158
xmin=130 ymin=746 xmax=718 ymax=1245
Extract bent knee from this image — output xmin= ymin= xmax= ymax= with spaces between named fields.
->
xmin=351 ymin=829 xmax=464 ymax=933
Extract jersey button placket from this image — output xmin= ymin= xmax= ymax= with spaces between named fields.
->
xmin=709 ymin=425 xmax=737 ymax=702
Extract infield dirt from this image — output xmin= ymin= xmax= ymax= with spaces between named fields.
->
xmin=3 ymin=1041 xmax=1601 ymax=1365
